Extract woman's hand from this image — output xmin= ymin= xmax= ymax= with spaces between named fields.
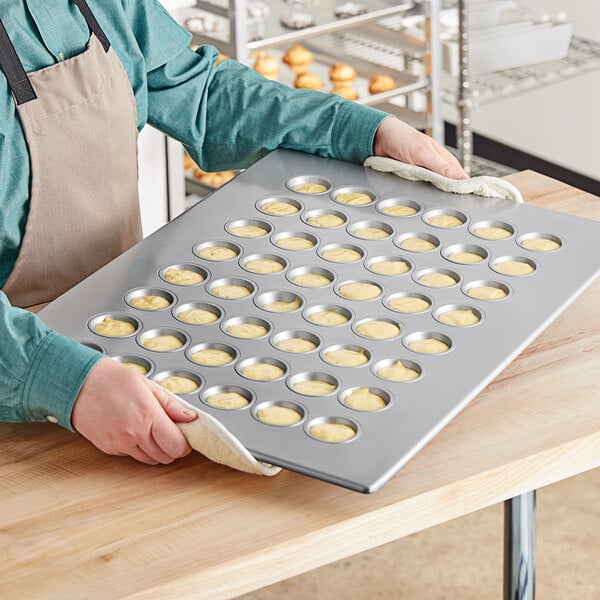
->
xmin=71 ymin=358 xmax=197 ymax=464
xmin=373 ymin=116 xmax=468 ymax=180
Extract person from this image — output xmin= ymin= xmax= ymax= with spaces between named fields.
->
xmin=0 ymin=0 xmax=466 ymax=467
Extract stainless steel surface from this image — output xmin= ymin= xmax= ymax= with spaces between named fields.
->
xmin=39 ymin=148 xmax=600 ymax=493
xmin=504 ymin=491 xmax=537 ymax=600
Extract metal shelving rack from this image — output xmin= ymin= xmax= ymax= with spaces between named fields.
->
xmin=182 ymin=0 xmax=444 ymax=197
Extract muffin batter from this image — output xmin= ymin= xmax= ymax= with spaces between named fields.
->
xmin=156 ymin=375 xmax=199 ymax=394
xmin=473 ymin=226 xmax=512 ymax=239
xmin=310 ymin=423 xmax=355 ymax=442
xmin=335 ymin=192 xmax=372 ymax=205
xmin=418 ymin=272 xmax=457 ymax=287
xmin=306 ymin=213 xmax=345 ymax=228
xmin=448 ymin=251 xmax=484 ymax=264
xmin=369 ymin=260 xmax=410 ymax=275
xmin=122 ymin=362 xmax=148 ymax=374
xmin=399 ymin=238 xmax=436 ymax=251
xmin=94 ymin=317 xmax=135 ymax=337
xmin=263 ymin=298 xmax=301 ymax=312
xmin=322 ymin=248 xmax=362 ymax=263
xmin=275 ymin=236 xmax=315 ymax=250
xmin=164 ymin=268 xmax=204 ymax=285
xmin=197 ymin=245 xmax=238 ymax=260
xmin=377 ymin=361 xmax=420 ymax=381
xmin=257 ymin=405 xmax=302 ymax=425
xmin=324 ymin=348 xmax=368 ymax=367
xmin=356 ymin=320 xmax=400 ymax=339
xmin=244 ymin=258 xmax=284 ymax=274
xmin=352 ymin=227 xmax=389 ymax=240
xmin=338 ymin=282 xmax=381 ymax=300
xmin=409 ymin=338 xmax=449 ymax=354
xmin=292 ymin=183 xmax=327 ymax=194
xmin=206 ymin=392 xmax=248 ymax=409
xmin=142 ymin=335 xmax=183 ymax=352
xmin=381 ymin=204 xmax=417 ymax=217
xmin=276 ymin=337 xmax=317 ymax=353
xmin=494 ymin=260 xmax=535 ymax=275
xmin=292 ymin=273 xmax=331 ymax=287
xmin=191 ymin=348 xmax=234 ymax=366
xmin=293 ymin=380 xmax=337 ymax=395
xmin=387 ymin=296 xmax=430 ymax=313
xmin=308 ymin=310 xmax=349 ymax=326
xmin=344 ymin=388 xmax=386 ymax=411
xmin=177 ymin=308 xmax=219 ymax=324
xmin=521 ymin=237 xmax=560 ymax=251
xmin=261 ymin=201 xmax=299 ymax=216
xmin=439 ymin=309 xmax=480 ymax=326
xmin=130 ymin=295 xmax=170 ymax=310
xmin=212 ymin=284 xmax=251 ymax=298
xmin=229 ymin=225 xmax=268 ymax=238
xmin=427 ymin=214 xmax=464 ymax=227
xmin=227 ymin=323 xmax=268 ymax=338
xmin=467 ymin=285 xmax=507 ymax=300
xmin=241 ymin=363 xmax=285 ymax=380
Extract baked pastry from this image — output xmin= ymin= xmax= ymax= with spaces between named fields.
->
xmin=253 ymin=54 xmax=279 ymax=80
xmin=183 ymin=153 xmax=195 ymax=170
xmin=282 ymin=45 xmax=314 ymax=73
xmin=369 ymin=74 xmax=397 ymax=94
xmin=332 ymin=85 xmax=358 ymax=100
xmin=294 ymin=72 xmax=323 ymax=90
xmin=280 ymin=11 xmax=315 ymax=30
xmin=215 ymin=53 xmax=229 ymax=65
xmin=334 ymin=2 xmax=367 ymax=18
xmin=329 ymin=62 xmax=357 ymax=85
xmin=192 ymin=167 xmax=236 ymax=188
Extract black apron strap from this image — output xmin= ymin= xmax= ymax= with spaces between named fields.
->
xmin=72 ymin=0 xmax=111 ymax=53
xmin=0 ymin=20 xmax=37 ymax=105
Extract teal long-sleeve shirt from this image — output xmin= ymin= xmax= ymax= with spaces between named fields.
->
xmin=0 ymin=0 xmax=388 ymax=430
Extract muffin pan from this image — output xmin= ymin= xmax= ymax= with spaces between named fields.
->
xmin=39 ymin=149 xmax=600 ymax=493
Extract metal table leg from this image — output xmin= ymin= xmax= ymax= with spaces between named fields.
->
xmin=504 ymin=490 xmax=537 ymax=600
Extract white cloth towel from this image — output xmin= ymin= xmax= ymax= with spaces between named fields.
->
xmin=364 ymin=156 xmax=524 ymax=204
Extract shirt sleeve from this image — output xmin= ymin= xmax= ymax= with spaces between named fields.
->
xmin=0 ymin=292 xmax=103 ymax=431
xmin=138 ymin=11 xmax=388 ymax=170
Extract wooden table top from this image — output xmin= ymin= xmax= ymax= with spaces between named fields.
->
xmin=1 ymin=171 xmax=599 ymax=600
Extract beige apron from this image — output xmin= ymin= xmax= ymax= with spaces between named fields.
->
xmin=0 ymin=0 xmax=141 ymax=308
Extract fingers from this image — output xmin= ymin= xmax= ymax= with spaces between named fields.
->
xmin=128 ymin=446 xmax=160 ymax=466
xmin=145 ymin=378 xmax=198 ymax=423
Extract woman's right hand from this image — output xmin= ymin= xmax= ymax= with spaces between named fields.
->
xmin=71 ymin=358 xmax=197 ymax=464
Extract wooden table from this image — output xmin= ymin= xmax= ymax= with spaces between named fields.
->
xmin=1 ymin=172 xmax=599 ymax=600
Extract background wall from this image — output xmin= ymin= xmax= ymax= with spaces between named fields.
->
xmin=464 ymin=0 xmax=600 ymax=181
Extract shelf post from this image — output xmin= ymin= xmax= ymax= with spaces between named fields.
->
xmin=457 ymin=0 xmax=472 ymax=174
